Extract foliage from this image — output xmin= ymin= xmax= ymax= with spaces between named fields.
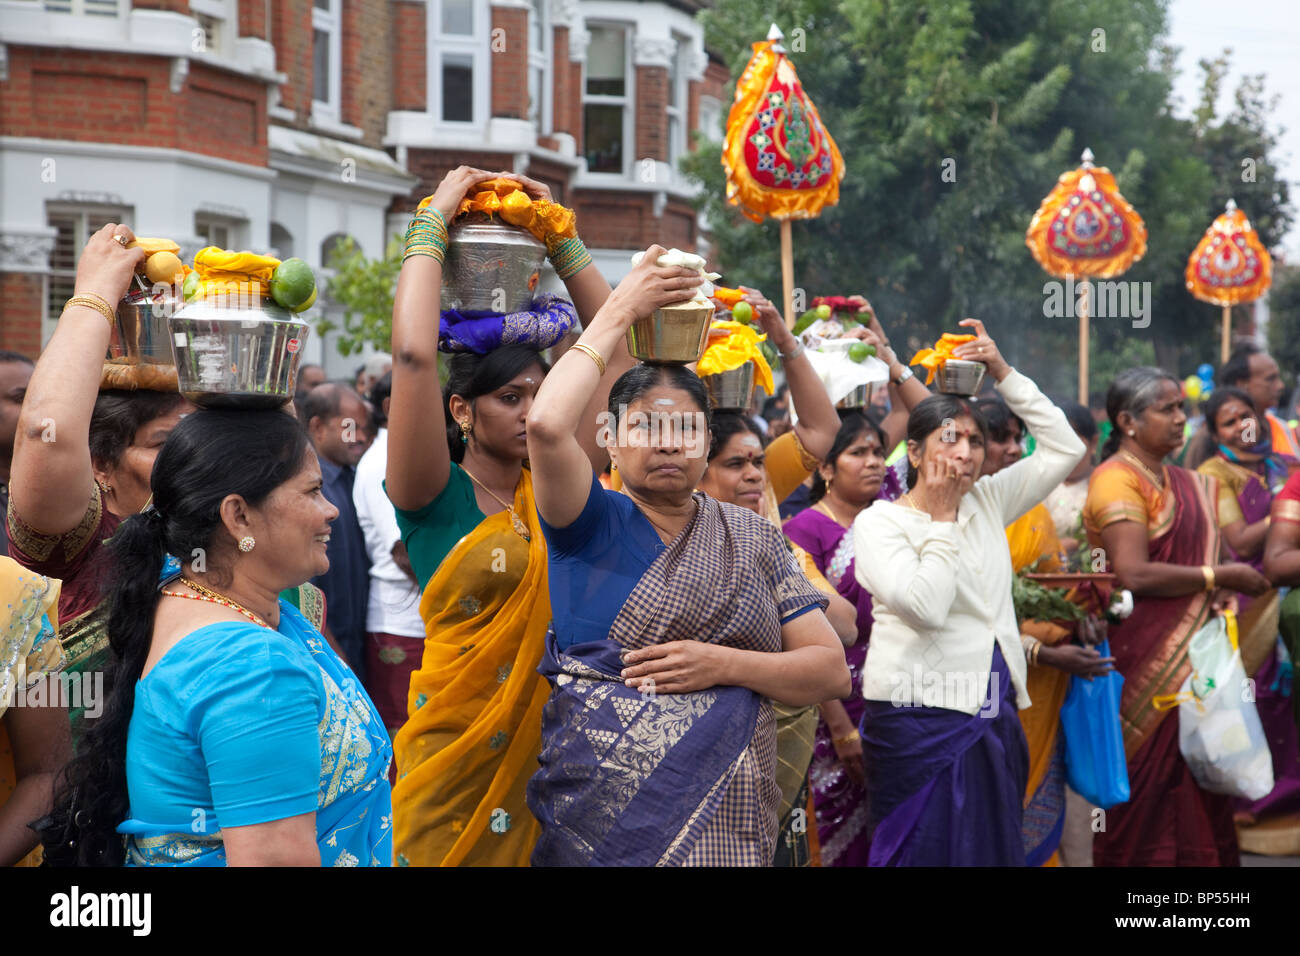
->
xmin=1012 ymin=566 xmax=1085 ymax=625
xmin=683 ymin=0 xmax=1293 ymax=398
xmin=319 ymin=235 xmax=404 ymax=357
xmin=1266 ymin=265 xmax=1300 ymax=409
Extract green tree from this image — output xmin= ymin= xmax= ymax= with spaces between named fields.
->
xmin=683 ymin=0 xmax=1291 ymax=397
xmin=319 ymin=235 xmax=403 ymax=356
xmin=1267 ymin=265 xmax=1300 ymax=408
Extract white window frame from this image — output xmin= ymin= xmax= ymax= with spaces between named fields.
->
xmin=666 ymin=34 xmax=690 ymax=166
xmin=312 ymin=0 xmax=343 ymax=124
xmin=194 ymin=214 xmax=243 ymax=251
xmin=528 ymin=0 xmax=552 ymax=134
xmin=41 ymin=0 xmax=123 ymax=16
xmin=696 ymin=94 xmax=723 ymax=145
xmin=429 ymin=0 xmax=488 ymax=130
xmin=190 ymin=0 xmax=236 ymax=56
xmin=582 ymin=22 xmax=634 ymax=179
xmin=46 ymin=203 xmax=132 ymax=330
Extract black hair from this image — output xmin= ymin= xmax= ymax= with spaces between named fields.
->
xmin=971 ymin=395 xmax=1024 ymax=443
xmin=444 ymin=345 xmax=549 ymax=463
xmin=1200 ymin=386 xmax=1257 ymax=442
xmin=1220 ymin=344 xmax=1262 ymax=389
xmin=904 ymin=394 xmax=988 ymax=490
xmin=708 ymin=410 xmax=765 ymax=462
xmin=44 ymin=410 xmax=312 ymax=866
xmin=810 ymin=411 xmax=888 ymax=503
xmin=1059 ymin=400 xmax=1098 ymax=442
xmin=88 ymin=389 xmax=189 ymax=473
xmin=369 ymin=371 xmax=393 ymax=429
xmin=1100 ymin=366 xmax=1181 ymax=459
xmin=0 ymin=350 xmax=34 ymax=366
xmin=607 ymin=363 xmax=712 ymax=429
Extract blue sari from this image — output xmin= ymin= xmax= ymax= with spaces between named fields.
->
xmin=527 ymin=478 xmax=826 ymax=866
xmin=119 ymin=598 xmax=393 ymax=866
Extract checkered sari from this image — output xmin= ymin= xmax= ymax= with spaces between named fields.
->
xmin=527 ymin=494 xmax=827 ymax=866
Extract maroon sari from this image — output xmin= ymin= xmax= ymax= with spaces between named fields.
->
xmin=1087 ymin=462 xmax=1239 ymax=866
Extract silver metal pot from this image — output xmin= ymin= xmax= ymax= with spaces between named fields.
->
xmin=111 ymin=280 xmax=180 ymax=364
xmin=626 ymin=303 xmax=715 ymax=364
xmin=168 ymin=297 xmax=309 ymax=409
xmin=441 ymin=216 xmax=547 ymax=314
xmin=836 ymin=382 xmax=884 ymax=409
xmin=937 ymin=359 xmax=987 ymax=396
xmin=702 ymin=361 xmax=755 ymax=410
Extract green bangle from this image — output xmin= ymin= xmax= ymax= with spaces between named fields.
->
xmin=547 ymin=235 xmax=592 ymax=280
xmin=404 ymin=208 xmax=449 ymax=264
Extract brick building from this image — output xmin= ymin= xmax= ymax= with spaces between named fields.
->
xmin=0 ymin=0 xmax=730 ymax=375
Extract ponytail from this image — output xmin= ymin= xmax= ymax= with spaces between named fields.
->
xmin=43 ymin=409 xmax=312 ymax=866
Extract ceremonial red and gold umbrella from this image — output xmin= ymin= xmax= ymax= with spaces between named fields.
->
xmin=723 ymin=24 xmax=845 ymax=327
xmin=1026 ymin=148 xmax=1147 ymax=403
xmin=1185 ymin=199 xmax=1273 ymax=362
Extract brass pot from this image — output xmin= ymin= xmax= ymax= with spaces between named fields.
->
xmin=441 ymin=216 xmax=547 ymax=314
xmin=626 ymin=303 xmax=715 ymax=364
xmin=702 ymin=361 xmax=755 ymax=410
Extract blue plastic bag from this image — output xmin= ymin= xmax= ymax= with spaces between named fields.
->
xmin=1059 ymin=639 xmax=1130 ymax=808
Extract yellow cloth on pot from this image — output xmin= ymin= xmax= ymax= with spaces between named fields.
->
xmin=698 ymin=320 xmax=774 ymax=394
xmin=419 ymin=179 xmax=578 ymax=246
xmin=192 ymin=246 xmax=281 ymax=299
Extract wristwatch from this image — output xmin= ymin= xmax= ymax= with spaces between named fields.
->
xmin=891 ymin=366 xmax=914 ymax=386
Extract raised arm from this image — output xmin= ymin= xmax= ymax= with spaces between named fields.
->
xmin=386 ymin=167 xmax=499 ymax=512
xmin=851 ymin=306 xmax=931 ymax=449
xmin=954 ymin=319 xmax=1084 ymax=524
xmin=11 ymin=224 xmax=144 ymax=535
xmin=526 ymin=246 xmax=700 ymax=528
xmin=741 ymin=287 xmax=839 ymax=460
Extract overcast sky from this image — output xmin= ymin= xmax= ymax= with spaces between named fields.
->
xmin=1166 ymin=0 xmax=1299 ymax=259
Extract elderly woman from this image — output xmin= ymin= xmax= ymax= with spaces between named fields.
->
xmin=43 ymin=409 xmax=392 ymax=866
xmin=1084 ymin=367 xmax=1269 ymax=866
xmin=523 ymin=250 xmax=850 ymax=865
xmin=854 ymin=320 xmax=1085 ymax=866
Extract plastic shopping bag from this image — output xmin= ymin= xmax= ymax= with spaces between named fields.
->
xmin=1163 ymin=610 xmax=1274 ymax=800
xmin=1060 ymin=639 xmax=1130 ymax=809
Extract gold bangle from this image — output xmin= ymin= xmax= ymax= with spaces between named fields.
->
xmin=64 ymin=293 xmax=116 ymax=328
xmin=832 ymin=729 xmax=860 ymax=746
xmin=1201 ymin=565 xmax=1215 ymax=592
xmin=570 ymin=342 xmax=606 ymax=376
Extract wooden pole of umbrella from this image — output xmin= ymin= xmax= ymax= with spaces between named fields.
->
xmin=1221 ymin=304 xmax=1232 ymax=364
xmin=1078 ymin=281 xmax=1090 ymax=406
xmin=780 ymin=220 xmax=795 ymax=329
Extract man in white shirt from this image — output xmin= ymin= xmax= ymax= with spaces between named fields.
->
xmin=352 ymin=372 xmax=426 ymax=737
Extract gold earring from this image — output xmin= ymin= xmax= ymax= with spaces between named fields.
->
xmin=238 ymin=536 xmax=255 ymax=553
xmin=460 ymin=419 xmax=471 ymax=445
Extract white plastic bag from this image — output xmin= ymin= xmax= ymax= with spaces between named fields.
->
xmin=1170 ymin=611 xmax=1274 ymax=800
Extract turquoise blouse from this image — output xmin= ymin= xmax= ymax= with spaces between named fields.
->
xmin=118 ymin=599 xmax=393 ymax=866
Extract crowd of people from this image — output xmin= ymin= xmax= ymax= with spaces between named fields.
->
xmin=1 ymin=165 xmax=1298 ymax=868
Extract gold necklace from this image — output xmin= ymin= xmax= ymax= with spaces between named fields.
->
xmin=462 ymin=467 xmax=530 ymax=541
xmin=1119 ymin=450 xmax=1164 ymax=488
xmin=814 ymin=499 xmax=851 ymax=528
xmin=163 ymin=577 xmax=271 ymax=628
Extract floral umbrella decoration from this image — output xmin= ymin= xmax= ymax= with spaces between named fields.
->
xmin=1026 ymin=148 xmax=1147 ymax=404
xmin=1185 ymin=199 xmax=1273 ymax=362
xmin=722 ymin=24 xmax=845 ymax=328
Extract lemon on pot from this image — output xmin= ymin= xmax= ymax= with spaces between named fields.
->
xmin=270 ymin=258 xmax=317 ymax=311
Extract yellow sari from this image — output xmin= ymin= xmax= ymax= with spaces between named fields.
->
xmin=0 ymin=557 xmax=63 ymax=867
xmin=1007 ymin=503 xmax=1069 ymax=867
xmin=392 ymin=470 xmax=551 ymax=866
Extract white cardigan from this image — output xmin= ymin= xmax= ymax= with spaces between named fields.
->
xmin=854 ymin=369 xmax=1085 ymax=715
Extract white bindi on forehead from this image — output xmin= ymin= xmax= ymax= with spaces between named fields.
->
xmin=653 ymin=398 xmax=675 ymax=406
xmin=738 ymin=435 xmax=761 ymax=449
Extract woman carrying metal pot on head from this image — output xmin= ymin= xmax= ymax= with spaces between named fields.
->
xmin=522 ymin=257 xmax=849 ymax=866
xmin=43 ymin=408 xmax=393 ymax=866
xmin=854 ymin=319 xmax=1086 ymax=866
xmin=385 ymin=169 xmax=701 ymax=866
xmin=8 ymin=224 xmax=192 ymax=743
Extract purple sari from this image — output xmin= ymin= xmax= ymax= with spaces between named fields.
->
xmin=1211 ymin=453 xmax=1300 ymax=823
xmin=862 ymin=645 xmax=1028 ymax=866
